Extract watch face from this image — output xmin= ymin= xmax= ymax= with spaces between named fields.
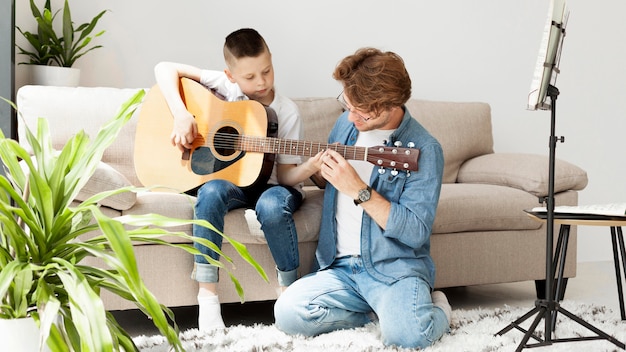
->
xmin=358 ymin=189 xmax=371 ymax=202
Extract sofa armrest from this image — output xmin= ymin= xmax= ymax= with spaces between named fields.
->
xmin=456 ymin=153 xmax=588 ymax=197
xmin=76 ymin=162 xmax=137 ymax=210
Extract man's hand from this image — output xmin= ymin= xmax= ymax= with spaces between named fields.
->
xmin=321 ymin=148 xmax=390 ymax=228
xmin=320 ymin=149 xmax=366 ymax=200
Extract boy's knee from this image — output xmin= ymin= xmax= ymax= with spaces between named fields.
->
xmin=256 ymin=191 xmax=282 ymax=211
xmin=198 ymin=180 xmax=227 ymax=196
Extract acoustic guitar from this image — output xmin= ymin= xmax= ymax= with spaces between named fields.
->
xmin=134 ymin=78 xmax=420 ymax=192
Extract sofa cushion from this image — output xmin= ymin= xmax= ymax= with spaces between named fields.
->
xmin=122 ymin=191 xmax=195 ymax=244
xmin=406 ymin=100 xmax=494 ymax=184
xmin=76 ymin=162 xmax=137 ymax=210
xmin=224 ymin=187 xmax=324 ymax=244
xmin=121 ymin=187 xmax=324 ymax=246
xmin=456 ymin=153 xmax=588 ymax=198
xmin=19 ymin=158 xmax=136 ymax=211
xmin=433 ymin=183 xmax=543 ymax=234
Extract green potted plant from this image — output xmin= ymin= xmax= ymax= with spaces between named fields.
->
xmin=16 ymin=0 xmax=107 ymax=86
xmin=0 ymin=90 xmax=267 ymax=351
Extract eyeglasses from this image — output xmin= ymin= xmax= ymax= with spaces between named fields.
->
xmin=336 ymin=92 xmax=372 ymax=121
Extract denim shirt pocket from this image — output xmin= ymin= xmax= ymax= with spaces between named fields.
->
xmin=373 ymin=169 xmax=407 ymax=202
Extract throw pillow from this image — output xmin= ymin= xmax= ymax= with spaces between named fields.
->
xmin=457 ymin=153 xmax=588 ymax=197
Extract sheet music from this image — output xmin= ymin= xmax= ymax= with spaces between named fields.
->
xmin=527 ymin=0 xmax=569 ymax=110
xmin=532 ymin=203 xmax=626 ymax=217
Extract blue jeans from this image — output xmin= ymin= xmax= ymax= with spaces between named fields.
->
xmin=274 ymin=256 xmax=449 ymax=349
xmin=191 ymin=179 xmax=303 ymax=286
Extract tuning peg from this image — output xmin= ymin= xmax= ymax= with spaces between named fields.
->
xmin=407 ymin=142 xmax=415 ymax=148
xmin=378 ymin=167 xmax=386 ymax=175
xmin=391 ymin=169 xmax=398 ymax=176
xmin=394 ymin=141 xmax=403 ymax=147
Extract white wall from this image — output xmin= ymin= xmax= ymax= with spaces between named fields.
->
xmin=14 ymin=0 xmax=626 ymax=263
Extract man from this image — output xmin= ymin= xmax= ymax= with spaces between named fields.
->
xmin=274 ymin=47 xmax=451 ymax=349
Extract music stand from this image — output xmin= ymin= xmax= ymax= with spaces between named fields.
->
xmin=495 ymin=1 xmax=625 ymax=350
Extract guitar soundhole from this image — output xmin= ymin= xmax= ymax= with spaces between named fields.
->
xmin=189 ymin=125 xmax=245 ymax=176
xmin=214 ymin=126 xmax=239 ymax=157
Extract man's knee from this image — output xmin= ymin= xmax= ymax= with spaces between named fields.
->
xmin=274 ymin=295 xmax=304 ymax=335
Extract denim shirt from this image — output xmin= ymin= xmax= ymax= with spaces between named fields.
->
xmin=316 ymin=108 xmax=444 ymax=288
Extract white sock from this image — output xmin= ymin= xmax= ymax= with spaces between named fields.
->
xmin=197 ymin=294 xmax=225 ymax=331
xmin=432 ymin=290 xmax=452 ymax=324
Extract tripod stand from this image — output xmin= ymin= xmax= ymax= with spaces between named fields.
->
xmin=495 ymin=85 xmax=625 ymax=351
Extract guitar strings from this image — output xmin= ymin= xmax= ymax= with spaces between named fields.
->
xmin=203 ymin=131 xmax=370 ymax=160
xmin=196 ymin=131 xmax=416 ymax=170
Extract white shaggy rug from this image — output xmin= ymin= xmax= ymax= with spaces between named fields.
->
xmin=134 ymin=300 xmax=626 ymax=352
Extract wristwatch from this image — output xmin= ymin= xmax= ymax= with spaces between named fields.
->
xmin=354 ymin=186 xmax=372 ymax=205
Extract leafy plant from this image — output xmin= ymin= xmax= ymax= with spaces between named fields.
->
xmin=16 ymin=0 xmax=107 ymax=67
xmin=0 ymin=91 xmax=267 ymax=351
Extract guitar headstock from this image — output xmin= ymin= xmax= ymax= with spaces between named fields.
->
xmin=366 ymin=145 xmax=420 ymax=172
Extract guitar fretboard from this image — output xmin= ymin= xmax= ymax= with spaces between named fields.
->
xmin=237 ymin=135 xmax=368 ymax=161
xmin=207 ymin=131 xmax=418 ymax=171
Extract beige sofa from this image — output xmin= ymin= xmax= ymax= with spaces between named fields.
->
xmin=16 ymin=85 xmax=588 ymax=311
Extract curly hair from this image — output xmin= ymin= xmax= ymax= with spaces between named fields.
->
xmin=333 ymin=47 xmax=411 ymax=116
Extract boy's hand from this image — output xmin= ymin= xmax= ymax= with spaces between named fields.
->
xmin=305 ymin=150 xmax=324 ymax=170
xmin=170 ymin=112 xmax=198 ymax=152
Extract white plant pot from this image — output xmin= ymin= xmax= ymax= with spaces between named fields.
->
xmin=30 ymin=65 xmax=81 ymax=87
xmin=0 ymin=317 xmax=50 ymax=352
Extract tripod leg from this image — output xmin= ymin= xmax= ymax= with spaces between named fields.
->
xmin=554 ymin=225 xmax=570 ymax=302
xmin=557 ymin=306 xmax=626 ymax=349
xmin=552 ymin=225 xmax=567 ymax=281
xmin=515 ymin=307 xmax=550 ymax=352
xmin=495 ymin=305 xmax=541 ymax=336
xmin=614 ymin=226 xmax=626 ymax=320
xmin=552 ymin=225 xmax=570 ymax=329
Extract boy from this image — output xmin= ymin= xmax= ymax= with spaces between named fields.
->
xmin=154 ymin=28 xmax=322 ymax=331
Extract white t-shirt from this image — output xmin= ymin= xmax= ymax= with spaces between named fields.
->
xmin=199 ymin=70 xmax=303 ymax=192
xmin=335 ymin=129 xmax=395 ymax=257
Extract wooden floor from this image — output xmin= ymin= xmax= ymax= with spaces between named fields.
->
xmin=113 ymin=260 xmax=625 ymax=337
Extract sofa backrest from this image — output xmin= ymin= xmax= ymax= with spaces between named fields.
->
xmin=16 ymin=85 xmax=145 ymax=186
xmin=405 ymin=100 xmax=494 ymax=183
xmin=292 ymin=98 xmax=344 ymax=146
xmin=293 ymin=97 xmax=494 ymax=184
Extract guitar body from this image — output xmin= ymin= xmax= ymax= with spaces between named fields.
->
xmin=135 ymin=78 xmax=276 ymax=192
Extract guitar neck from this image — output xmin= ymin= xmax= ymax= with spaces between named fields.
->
xmin=210 ymin=132 xmax=418 ymax=171
xmin=239 ymin=135 xmax=368 ymax=161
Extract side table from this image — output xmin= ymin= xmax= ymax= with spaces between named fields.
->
xmin=527 ymin=211 xmax=626 ymax=320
